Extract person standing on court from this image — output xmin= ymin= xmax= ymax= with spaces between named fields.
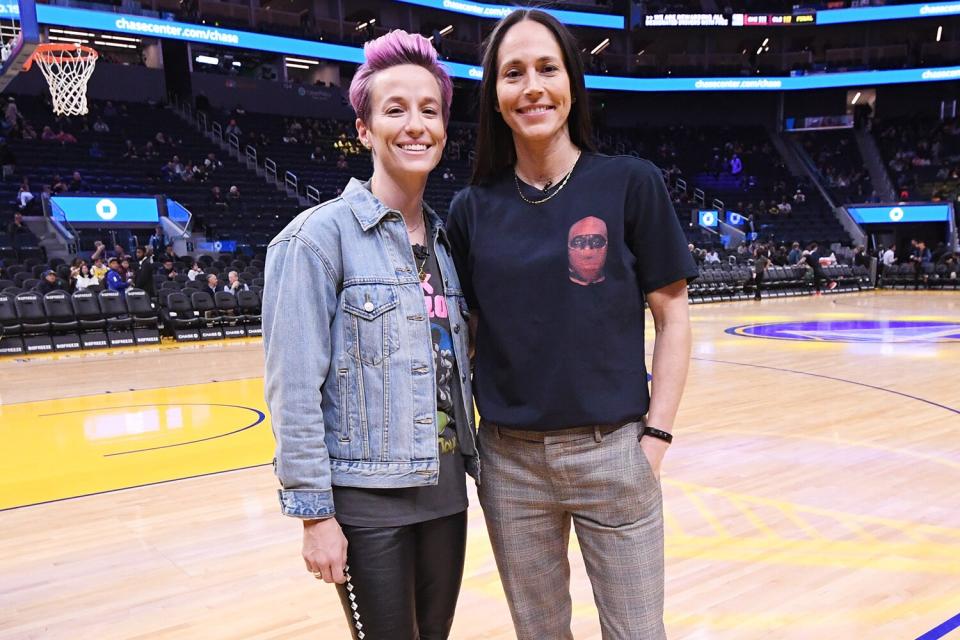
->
xmin=446 ymin=10 xmax=698 ymax=640
xmin=262 ymin=30 xmax=477 ymax=640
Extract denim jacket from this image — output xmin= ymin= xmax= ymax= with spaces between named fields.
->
xmin=263 ymin=178 xmax=479 ymax=519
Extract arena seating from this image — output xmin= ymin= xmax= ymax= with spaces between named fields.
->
xmin=797 ymin=130 xmax=875 ymax=203
xmin=874 ymin=117 xmax=960 ymax=204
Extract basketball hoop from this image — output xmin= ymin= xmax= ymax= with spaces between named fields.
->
xmin=24 ymin=43 xmax=99 ymax=116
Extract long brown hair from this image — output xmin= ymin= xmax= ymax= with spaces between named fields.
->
xmin=470 ymin=9 xmax=595 ymax=186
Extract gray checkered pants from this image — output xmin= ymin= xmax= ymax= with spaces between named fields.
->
xmin=478 ymin=420 xmax=666 ymax=640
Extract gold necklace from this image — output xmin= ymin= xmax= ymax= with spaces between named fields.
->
xmin=514 ymin=151 xmax=581 ymax=206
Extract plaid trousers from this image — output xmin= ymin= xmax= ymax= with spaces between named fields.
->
xmin=478 ymin=420 xmax=666 ymax=640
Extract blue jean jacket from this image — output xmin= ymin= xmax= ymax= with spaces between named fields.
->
xmin=262 ymin=178 xmax=478 ymax=519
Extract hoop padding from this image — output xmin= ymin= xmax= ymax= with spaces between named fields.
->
xmin=29 ymin=45 xmax=99 ymax=116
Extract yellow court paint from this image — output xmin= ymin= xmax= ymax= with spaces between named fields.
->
xmin=0 ymin=378 xmax=274 ymax=510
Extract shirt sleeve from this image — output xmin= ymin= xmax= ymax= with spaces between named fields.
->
xmin=445 ymin=188 xmax=478 ymax=311
xmin=626 ymin=159 xmax=700 ymax=294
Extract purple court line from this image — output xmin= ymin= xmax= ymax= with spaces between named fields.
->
xmin=38 ymin=403 xmax=266 ymax=455
xmin=692 ymin=356 xmax=959 ymax=640
xmin=691 ymin=357 xmax=960 ymax=415
xmin=916 ymin=610 xmax=960 ymax=640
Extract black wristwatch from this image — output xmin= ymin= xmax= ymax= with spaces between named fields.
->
xmin=642 ymin=426 xmax=674 ymax=444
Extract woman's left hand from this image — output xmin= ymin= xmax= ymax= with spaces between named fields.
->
xmin=640 ymin=436 xmax=670 ymax=479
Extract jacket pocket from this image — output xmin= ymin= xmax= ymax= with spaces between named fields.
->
xmin=341 ymin=284 xmax=400 ymax=366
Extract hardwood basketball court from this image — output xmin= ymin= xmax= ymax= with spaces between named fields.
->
xmin=2 ymin=290 xmax=959 ymax=639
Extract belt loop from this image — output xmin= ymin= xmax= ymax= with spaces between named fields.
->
xmin=593 ymin=426 xmax=602 ymax=443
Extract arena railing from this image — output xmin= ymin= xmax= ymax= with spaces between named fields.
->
xmin=264 ymin=158 xmax=278 ymax=186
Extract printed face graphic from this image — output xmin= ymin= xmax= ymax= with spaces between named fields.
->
xmin=568 ymin=216 xmax=608 ymax=286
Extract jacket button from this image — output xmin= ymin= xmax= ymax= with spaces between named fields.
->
xmin=453 ymin=324 xmax=460 ymax=333
xmin=363 ymin=301 xmax=374 ymax=312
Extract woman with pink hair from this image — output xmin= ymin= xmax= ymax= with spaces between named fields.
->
xmin=263 ymin=30 xmax=477 ymax=640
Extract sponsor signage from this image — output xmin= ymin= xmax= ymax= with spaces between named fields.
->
xmin=846 ymin=204 xmax=952 ymax=224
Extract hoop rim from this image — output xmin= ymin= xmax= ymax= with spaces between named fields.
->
xmin=24 ymin=43 xmax=99 ymax=71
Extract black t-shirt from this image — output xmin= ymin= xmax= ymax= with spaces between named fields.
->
xmin=332 ymin=242 xmax=468 ymax=527
xmin=446 ymin=152 xmax=698 ymax=431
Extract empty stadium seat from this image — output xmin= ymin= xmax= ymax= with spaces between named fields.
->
xmin=125 ymin=288 xmax=161 ymax=345
xmin=0 ymin=292 xmax=24 ymax=354
xmin=42 ymin=291 xmax=82 ymax=351
xmin=14 ymin=292 xmax=52 ymax=353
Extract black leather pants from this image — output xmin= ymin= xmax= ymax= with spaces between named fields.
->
xmin=335 ymin=511 xmax=467 ymax=640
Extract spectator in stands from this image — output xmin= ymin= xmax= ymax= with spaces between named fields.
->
xmin=787 ymin=242 xmax=802 ymax=265
xmin=442 ymin=167 xmax=455 ymax=181
xmin=227 ymin=185 xmax=244 ymax=213
xmin=203 ymin=152 xmax=222 ymax=175
xmin=793 ymin=188 xmax=806 ymax=205
xmin=35 ymin=269 xmax=68 ymax=295
xmin=730 ymin=152 xmax=743 ymax=175
xmin=161 ymin=244 xmax=180 ymax=264
xmin=149 ymin=226 xmax=167 ymax=255
xmin=72 ymin=263 xmax=99 ymax=292
xmin=106 ymin=243 xmax=128 ymax=260
xmin=187 ymin=261 xmax=204 ymax=281
xmin=204 ymin=273 xmax=221 ymax=297
xmin=224 ymin=270 xmax=248 ymax=295
xmin=263 ymin=29 xmax=474 ymax=640
xmin=704 ymin=249 xmax=721 ymax=265
xmin=159 ymin=258 xmax=178 ymax=281
xmin=209 ymin=185 xmax=227 ymax=208
xmin=910 ymin=240 xmax=933 ymax=289
xmin=90 ymin=255 xmax=108 ymax=281
xmin=56 ymin=128 xmax=77 ymax=144
xmin=133 ymin=246 xmax=155 ymax=297
xmin=92 ymin=116 xmax=110 ymax=134
xmin=160 ymin=159 xmax=178 ymax=183
xmin=225 ymin=119 xmax=242 ymax=137
xmin=89 ymin=142 xmax=104 ymax=159
xmin=50 ymin=174 xmax=68 ymax=194
xmin=142 ymin=141 xmax=159 ymax=158
xmin=41 ymin=125 xmax=57 ymax=142
xmin=881 ymin=243 xmax=896 ymax=267
xmin=310 ymin=145 xmax=327 ymax=163
xmin=4 ymin=97 xmax=18 ymax=128
xmin=336 ymin=154 xmax=348 ymax=170
xmin=122 ymin=140 xmax=139 ymax=160
xmin=16 ymin=182 xmax=34 ymax=210
xmin=7 ymin=211 xmax=30 ymax=260
xmin=120 ymin=257 xmax=136 ymax=283
xmin=69 ymin=171 xmax=85 ymax=192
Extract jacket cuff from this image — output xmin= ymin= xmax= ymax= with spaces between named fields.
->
xmin=278 ymin=489 xmax=336 ymax=518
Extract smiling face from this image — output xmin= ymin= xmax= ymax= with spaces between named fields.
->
xmin=355 ymin=64 xmax=446 ymax=182
xmin=495 ymin=20 xmax=572 ymax=147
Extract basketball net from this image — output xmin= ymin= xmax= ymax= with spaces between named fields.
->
xmin=25 ymin=44 xmax=99 ymax=116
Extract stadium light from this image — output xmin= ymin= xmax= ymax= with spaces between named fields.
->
xmin=285 ymin=56 xmax=318 ymax=65
xmin=49 ymin=35 xmax=88 ymax=43
xmin=439 ymin=25 xmax=453 ymax=36
xmin=195 ymin=55 xmax=219 ymax=65
xmin=756 ymin=46 xmax=763 ymax=55
xmin=936 ymin=25 xmax=943 ymax=41
xmin=94 ymin=40 xmax=137 ymax=49
xmin=50 ymin=28 xmax=95 ymax=37
xmin=232 ymin=61 xmax=241 ymax=67
xmin=762 ymin=37 xmax=769 ymax=47
xmin=852 ymin=91 xmax=861 ymax=104
xmin=285 ymin=62 xmax=310 ymax=69
xmin=591 ymin=38 xmax=610 ymax=55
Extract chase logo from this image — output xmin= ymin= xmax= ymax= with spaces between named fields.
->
xmin=96 ymin=199 xmax=118 ymax=221
xmin=698 ymin=210 xmax=718 ymax=227
xmin=888 ymin=207 xmax=904 ymax=222
xmin=727 ymin=320 xmax=960 ymax=343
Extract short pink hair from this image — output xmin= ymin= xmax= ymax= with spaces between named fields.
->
xmin=349 ymin=30 xmax=452 ymax=124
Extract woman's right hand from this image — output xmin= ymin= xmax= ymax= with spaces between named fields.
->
xmin=302 ymin=517 xmax=348 ymax=584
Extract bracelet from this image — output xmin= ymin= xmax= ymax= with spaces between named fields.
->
xmin=642 ymin=426 xmax=674 ymax=444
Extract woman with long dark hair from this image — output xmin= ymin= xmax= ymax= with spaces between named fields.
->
xmin=447 ymin=10 xmax=698 ymax=639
